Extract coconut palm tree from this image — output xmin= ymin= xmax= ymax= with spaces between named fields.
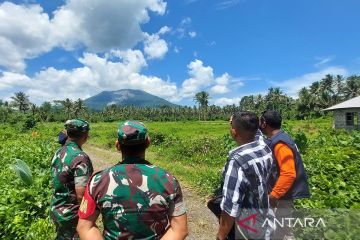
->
xmin=194 ymin=91 xmax=210 ymax=120
xmin=73 ymin=98 xmax=87 ymax=118
xmin=343 ymin=75 xmax=360 ymax=99
xmin=39 ymin=101 xmax=52 ymax=121
xmin=11 ymin=92 xmax=30 ymax=113
xmin=54 ymin=98 xmax=73 ymax=119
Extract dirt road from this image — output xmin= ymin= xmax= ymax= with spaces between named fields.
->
xmin=83 ymin=145 xmax=219 ymax=240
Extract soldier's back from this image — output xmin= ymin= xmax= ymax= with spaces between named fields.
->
xmin=89 ymin=160 xmax=182 ymax=240
xmin=50 ymin=141 xmax=93 ymax=222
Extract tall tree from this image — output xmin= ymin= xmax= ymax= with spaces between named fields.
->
xmin=265 ymin=87 xmax=287 ymax=111
xmin=332 ymin=75 xmax=344 ymax=103
xmin=73 ymin=98 xmax=87 ymax=118
xmin=54 ymin=98 xmax=73 ymax=119
xmin=194 ymin=91 xmax=210 ymax=120
xmin=239 ymin=95 xmax=255 ymax=111
xmin=39 ymin=102 xmax=52 ymax=121
xmin=30 ymin=104 xmax=38 ymax=116
xmin=343 ymin=75 xmax=360 ymax=99
xmin=11 ymin=92 xmax=30 ymax=113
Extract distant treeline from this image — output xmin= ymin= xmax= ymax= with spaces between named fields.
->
xmin=0 ymin=74 xmax=359 ymax=124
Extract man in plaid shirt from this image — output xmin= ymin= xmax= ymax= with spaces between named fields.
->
xmin=217 ymin=112 xmax=274 ymax=240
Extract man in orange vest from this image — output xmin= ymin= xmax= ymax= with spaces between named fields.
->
xmin=260 ymin=110 xmax=310 ymax=239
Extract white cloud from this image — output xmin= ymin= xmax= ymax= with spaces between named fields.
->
xmin=158 ymin=26 xmax=171 ymax=35
xmin=271 ymin=66 xmax=348 ymax=97
xmin=189 ymin=31 xmax=197 ymax=38
xmin=0 ymin=2 xmax=54 ymax=72
xmin=181 ymin=59 xmax=215 ymax=97
xmin=180 ymin=17 xmax=192 ymax=25
xmin=215 ymin=0 xmax=241 ymax=10
xmin=143 ymin=32 xmax=169 ymax=60
xmin=210 ymin=73 xmax=231 ymax=94
xmin=216 ymin=73 xmax=230 ymax=85
xmin=0 ymin=71 xmax=33 ymax=90
xmin=180 ymin=60 xmax=236 ymax=97
xmin=176 ymin=17 xmax=194 ymax=38
xmin=214 ymin=97 xmax=242 ymax=106
xmin=314 ymin=56 xmax=334 ymax=68
xmin=52 ymin=0 xmax=167 ymax=51
xmin=210 ymin=85 xmax=229 ymax=94
xmin=174 ymin=46 xmax=180 ymax=53
xmin=0 ymin=50 xmax=178 ymax=103
xmin=0 ymin=0 xmax=167 ymax=71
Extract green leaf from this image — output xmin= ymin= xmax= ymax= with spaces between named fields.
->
xmin=10 ymin=159 xmax=33 ymax=186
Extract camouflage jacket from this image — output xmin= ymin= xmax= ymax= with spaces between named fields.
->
xmin=78 ymin=157 xmax=186 ymax=240
xmin=50 ymin=141 xmax=93 ymax=222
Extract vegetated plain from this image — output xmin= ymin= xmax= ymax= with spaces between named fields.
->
xmin=1 ymin=118 xmax=359 ymax=239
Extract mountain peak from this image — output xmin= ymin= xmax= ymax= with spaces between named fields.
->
xmin=84 ymin=89 xmax=177 ymax=110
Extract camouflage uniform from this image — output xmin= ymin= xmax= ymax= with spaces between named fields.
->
xmin=50 ymin=119 xmax=93 ymax=240
xmin=78 ymin=121 xmax=186 ymax=240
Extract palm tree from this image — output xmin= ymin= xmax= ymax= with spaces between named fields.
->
xmin=30 ymin=104 xmax=38 ymax=116
xmin=319 ymin=74 xmax=335 ymax=107
xmin=73 ymin=98 xmax=87 ymax=118
xmin=308 ymin=81 xmax=322 ymax=110
xmin=297 ymin=87 xmax=313 ymax=118
xmin=11 ymin=92 xmax=30 ymax=113
xmin=194 ymin=91 xmax=210 ymax=120
xmin=332 ymin=75 xmax=344 ymax=104
xmin=54 ymin=98 xmax=73 ymax=119
xmin=265 ymin=87 xmax=286 ymax=111
xmin=343 ymin=75 xmax=360 ymax=99
xmin=239 ymin=95 xmax=255 ymax=111
xmin=39 ymin=102 xmax=52 ymax=121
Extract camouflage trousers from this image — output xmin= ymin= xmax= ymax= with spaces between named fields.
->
xmin=53 ymin=217 xmax=80 ymax=240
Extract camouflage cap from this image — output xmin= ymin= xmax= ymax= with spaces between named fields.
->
xmin=118 ymin=120 xmax=148 ymax=145
xmin=64 ymin=119 xmax=90 ymax=132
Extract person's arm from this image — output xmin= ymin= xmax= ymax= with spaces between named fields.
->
xmin=75 ymin=186 xmax=86 ymax=204
xmin=161 ymin=214 xmax=188 ymax=240
xmin=78 ymin=174 xmax=102 ymax=239
xmin=217 ymin=159 xmax=245 ymax=239
xmin=270 ymin=143 xmax=296 ymax=200
xmin=161 ymin=178 xmax=188 ymax=240
xmin=77 ymin=210 xmax=103 ymax=240
xmin=217 ymin=211 xmax=235 ymax=240
xmin=73 ymin=155 xmax=93 ymax=203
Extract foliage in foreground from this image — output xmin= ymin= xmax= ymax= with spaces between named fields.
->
xmin=0 ymin=126 xmax=57 ymax=239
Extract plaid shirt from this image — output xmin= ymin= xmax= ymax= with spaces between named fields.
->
xmin=220 ymin=140 xmax=273 ymax=218
xmin=255 ymin=129 xmax=267 ymax=146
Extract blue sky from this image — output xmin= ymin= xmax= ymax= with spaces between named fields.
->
xmin=0 ymin=0 xmax=359 ymax=106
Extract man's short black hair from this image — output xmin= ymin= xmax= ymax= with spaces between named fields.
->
xmin=231 ymin=111 xmax=259 ymax=136
xmin=261 ymin=110 xmax=282 ymax=129
xmin=120 ymin=142 xmax=147 ymax=156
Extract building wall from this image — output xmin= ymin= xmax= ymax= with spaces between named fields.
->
xmin=333 ymin=108 xmax=360 ymax=130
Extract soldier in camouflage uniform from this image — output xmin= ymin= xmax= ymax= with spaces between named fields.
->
xmin=77 ymin=120 xmax=188 ymax=240
xmin=51 ymin=119 xmax=94 ymax=240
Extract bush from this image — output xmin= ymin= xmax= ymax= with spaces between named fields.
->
xmin=0 ymin=125 xmax=57 ymax=239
